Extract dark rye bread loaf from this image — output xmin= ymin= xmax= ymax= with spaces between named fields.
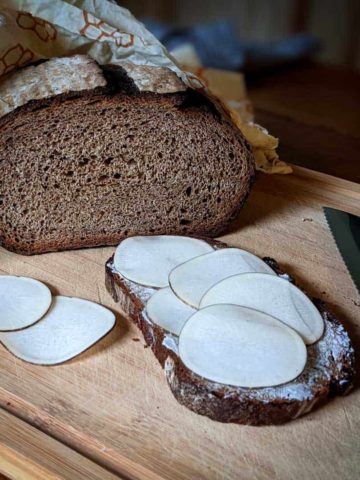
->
xmin=0 ymin=61 xmax=254 ymax=255
xmin=105 ymin=237 xmax=355 ymax=426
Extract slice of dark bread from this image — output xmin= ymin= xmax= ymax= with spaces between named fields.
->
xmin=105 ymin=237 xmax=355 ymax=426
xmin=0 ymin=60 xmax=254 ymax=255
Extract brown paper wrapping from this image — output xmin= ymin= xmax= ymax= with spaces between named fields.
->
xmin=0 ymin=0 xmax=291 ymax=174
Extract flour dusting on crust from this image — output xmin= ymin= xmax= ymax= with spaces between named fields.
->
xmin=106 ymin=241 xmax=355 ymax=424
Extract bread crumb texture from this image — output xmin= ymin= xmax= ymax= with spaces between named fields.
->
xmin=0 ymin=89 xmax=254 ymax=254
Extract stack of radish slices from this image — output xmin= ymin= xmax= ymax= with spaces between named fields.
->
xmin=0 ymin=276 xmax=115 ymax=365
xmin=114 ymin=236 xmax=325 ymax=389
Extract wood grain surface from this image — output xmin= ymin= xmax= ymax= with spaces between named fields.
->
xmin=0 ymin=167 xmax=359 ymax=480
xmin=0 ymin=409 xmax=119 ymax=480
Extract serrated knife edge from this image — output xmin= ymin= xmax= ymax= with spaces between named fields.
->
xmin=323 ymin=207 xmax=360 ymax=293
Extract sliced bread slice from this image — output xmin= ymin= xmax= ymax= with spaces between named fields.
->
xmin=105 ymin=237 xmax=355 ymax=426
xmin=0 ymin=57 xmax=254 ymax=255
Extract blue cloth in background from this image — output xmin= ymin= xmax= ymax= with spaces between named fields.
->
xmin=143 ymin=18 xmax=321 ymax=72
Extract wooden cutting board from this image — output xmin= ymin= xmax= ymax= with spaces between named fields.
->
xmin=0 ymin=166 xmax=359 ymax=480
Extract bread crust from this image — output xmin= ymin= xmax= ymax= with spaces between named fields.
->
xmin=105 ymin=237 xmax=355 ymax=425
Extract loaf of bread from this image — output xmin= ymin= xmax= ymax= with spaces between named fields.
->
xmin=0 ymin=56 xmax=254 ymax=255
xmin=105 ymin=237 xmax=355 ymax=426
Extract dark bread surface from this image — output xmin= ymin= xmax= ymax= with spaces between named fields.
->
xmin=105 ymin=237 xmax=355 ymax=426
xmin=0 ymin=64 xmax=254 ymax=255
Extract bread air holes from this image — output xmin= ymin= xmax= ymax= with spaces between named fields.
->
xmin=185 ymin=186 xmax=192 ymax=197
xmin=113 ymin=173 xmax=121 ymax=179
xmin=180 ymin=219 xmax=191 ymax=225
xmin=79 ymin=158 xmax=89 ymax=167
xmin=104 ymin=157 xmax=113 ymax=165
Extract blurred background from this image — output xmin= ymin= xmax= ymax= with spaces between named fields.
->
xmin=120 ymin=0 xmax=360 ymax=70
xmin=117 ymin=0 xmax=360 ymax=182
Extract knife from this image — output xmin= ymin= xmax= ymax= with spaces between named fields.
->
xmin=323 ymin=207 xmax=360 ymax=293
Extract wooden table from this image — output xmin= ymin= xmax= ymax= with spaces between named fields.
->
xmin=248 ymin=63 xmax=360 ymax=183
xmin=1 ymin=166 xmax=359 ymax=480
xmin=1 ymin=62 xmax=359 ymax=479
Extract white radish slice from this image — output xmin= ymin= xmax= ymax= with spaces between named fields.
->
xmin=200 ymin=273 xmax=324 ymax=345
xmin=0 ymin=296 xmax=115 ymax=365
xmin=179 ymin=304 xmax=307 ymax=388
xmin=0 ymin=276 xmax=52 ymax=331
xmin=169 ymin=248 xmax=275 ymax=307
xmin=146 ymin=287 xmax=196 ymax=335
xmin=114 ymin=236 xmax=214 ymax=288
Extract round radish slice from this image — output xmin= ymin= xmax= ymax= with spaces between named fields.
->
xmin=146 ymin=287 xmax=196 ymax=335
xmin=0 ymin=276 xmax=52 ymax=331
xmin=0 ymin=296 xmax=115 ymax=365
xmin=169 ymin=248 xmax=275 ymax=307
xmin=179 ymin=304 xmax=307 ymax=388
xmin=200 ymin=273 xmax=324 ymax=345
xmin=114 ymin=236 xmax=214 ymax=288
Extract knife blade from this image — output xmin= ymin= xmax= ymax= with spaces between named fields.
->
xmin=323 ymin=207 xmax=360 ymax=293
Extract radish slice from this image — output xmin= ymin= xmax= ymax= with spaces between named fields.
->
xmin=0 ymin=276 xmax=52 ymax=331
xmin=200 ymin=273 xmax=324 ymax=345
xmin=169 ymin=248 xmax=275 ymax=307
xmin=114 ymin=236 xmax=214 ymax=288
xmin=179 ymin=304 xmax=307 ymax=388
xmin=146 ymin=287 xmax=196 ymax=335
xmin=0 ymin=296 xmax=115 ymax=365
